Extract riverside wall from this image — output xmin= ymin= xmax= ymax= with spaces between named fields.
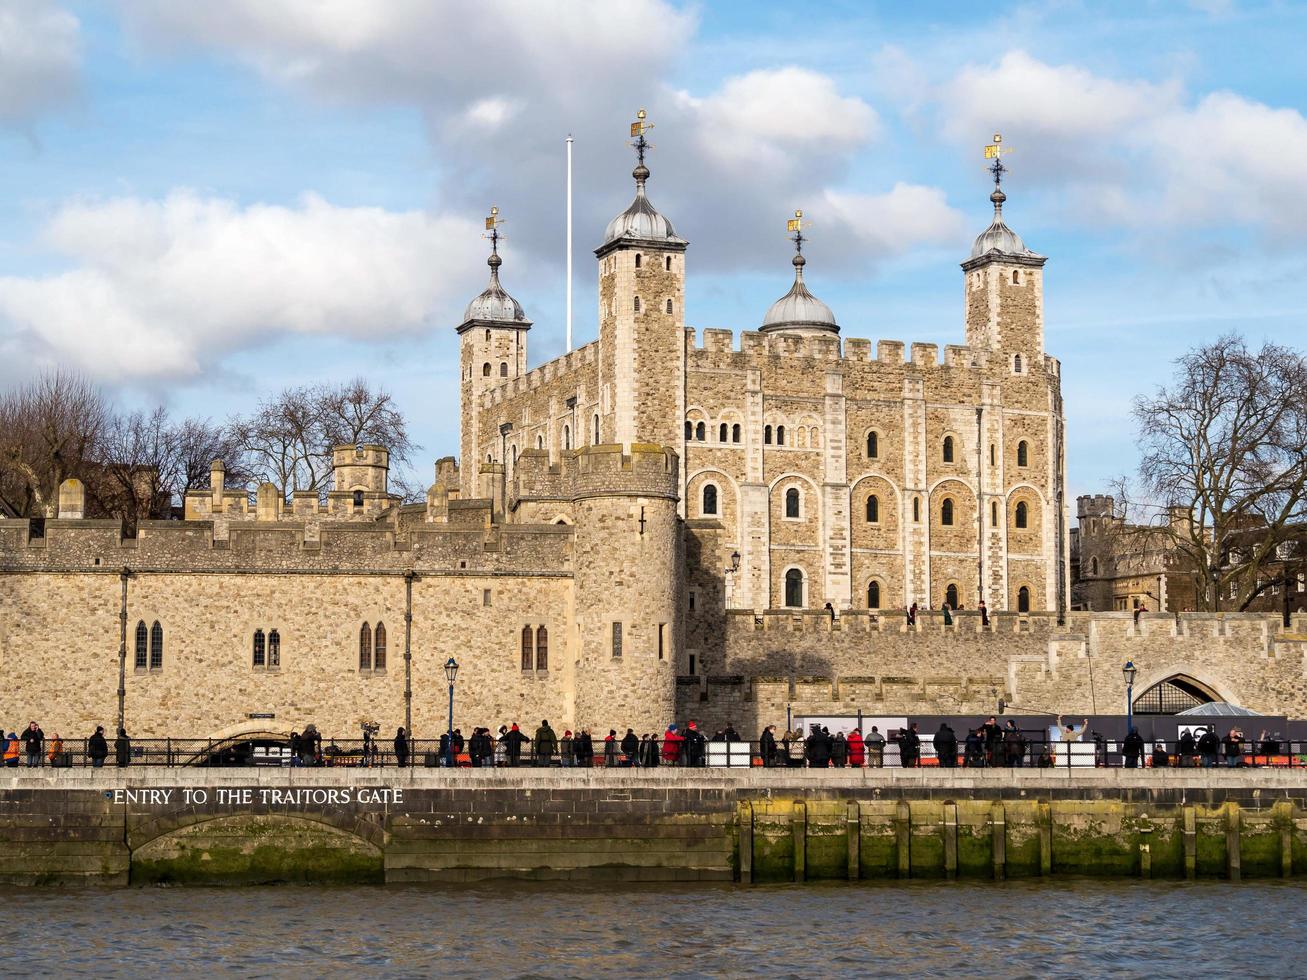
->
xmin=5 ymin=768 xmax=1307 ymax=886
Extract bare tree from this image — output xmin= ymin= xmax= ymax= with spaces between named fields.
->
xmin=1115 ymin=335 xmax=1307 ymax=611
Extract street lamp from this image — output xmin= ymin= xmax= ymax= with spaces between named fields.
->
xmin=1123 ymin=660 xmax=1138 ymax=736
xmin=724 ymin=550 xmax=741 ymax=607
xmin=445 ymin=657 xmax=459 ymax=768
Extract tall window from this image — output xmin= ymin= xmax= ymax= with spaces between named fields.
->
xmin=359 ymin=623 xmax=372 ymax=670
xmin=500 ymin=361 xmax=508 ymax=377
xmin=1017 ymin=441 xmax=1029 ymax=467
xmin=867 ymin=431 xmax=879 ymax=458
xmin=867 ymin=581 xmax=881 ymax=609
xmin=593 ymin=414 xmax=600 ymax=445
xmin=702 ymin=484 xmax=718 ymax=516
xmin=776 ymin=425 xmax=786 ymax=446
xmin=482 ymin=362 xmax=491 ymax=377
xmin=784 ymin=568 xmax=804 ymax=608
xmin=1090 ymin=557 xmax=1099 ymax=576
xmin=611 ymin=622 xmax=623 ymax=658
xmin=666 ymin=299 xmax=673 ymax=314
xmin=943 ymin=436 xmax=954 ymax=463
xmin=913 ymin=497 xmax=920 ymax=522
xmin=1015 ymin=501 xmax=1029 ymax=529
xmin=992 ymin=501 xmax=999 ymax=526
xmin=536 ymin=626 xmax=548 ymax=671
xmin=134 ymin=621 xmax=148 ymax=670
xmin=563 ymin=425 xmax=571 ymax=450
xmin=633 ymin=296 xmax=641 ymax=313
xmin=353 ymin=489 xmax=364 ymax=509
xmin=785 ymin=488 xmax=800 ymax=518
xmin=150 ymin=621 xmax=163 ymax=670
xmin=665 ymin=256 xmax=672 ymax=271
xmin=732 ymin=424 xmax=741 ymax=443
xmin=521 ymin=625 xmax=533 ymax=671
xmin=1014 ymin=354 xmax=1023 ymax=373
xmin=1018 ymin=586 xmax=1031 ymax=613
xmin=1012 ymin=270 xmax=1020 ymax=284
xmin=253 ymin=629 xmax=265 ymax=668
xmin=268 ymin=629 xmax=280 ymax=668
xmin=764 ymin=425 xmax=773 ymax=444
xmin=990 ymin=444 xmax=996 ymax=466
xmin=374 ymin=622 xmax=386 ymax=670
xmin=695 ymin=421 xmax=705 ymax=441
xmin=945 ymin=583 xmax=959 ymax=608
xmin=719 ymin=423 xmax=728 ymax=442
xmin=685 ymin=420 xmax=693 ymax=440
xmin=634 ymin=254 xmax=642 ymax=268
xmin=866 ymin=495 xmax=879 ymax=523
xmin=941 ymin=498 xmax=954 ymax=526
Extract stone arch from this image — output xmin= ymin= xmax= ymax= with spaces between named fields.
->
xmin=1006 ymin=485 xmax=1044 ymax=553
xmin=1130 ymin=665 xmax=1236 ymax=709
xmin=849 ymin=474 xmax=900 ymax=551
xmin=928 ymin=479 xmax=976 ymax=551
xmin=688 ymin=468 xmax=738 ymax=527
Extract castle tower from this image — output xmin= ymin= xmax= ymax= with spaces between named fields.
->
xmin=330 ymin=443 xmax=391 ymax=516
xmin=457 ymin=208 xmax=532 ymax=497
xmin=961 ymin=134 xmax=1047 ymax=363
xmin=759 ymin=210 xmax=839 ymax=337
xmin=594 ymin=109 xmax=688 ymax=455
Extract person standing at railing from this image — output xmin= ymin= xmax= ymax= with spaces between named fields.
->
xmin=1223 ymin=729 xmax=1244 ymax=767
xmin=1151 ymin=739 xmax=1170 ymax=768
xmin=559 ymin=730 xmax=574 ymax=767
xmin=1121 ymin=728 xmax=1144 ymax=769
xmin=661 ymin=724 xmax=683 ymax=765
xmin=1002 ymin=721 xmax=1027 ymax=767
xmin=394 ymin=727 xmax=410 ymax=768
xmin=832 ymin=730 xmax=848 ymax=768
xmin=502 ymin=724 xmax=529 ymax=767
xmin=898 ymin=724 xmax=921 ymax=768
xmin=576 ymin=729 xmax=594 ymax=767
xmin=534 ymin=721 xmax=557 ymax=767
xmin=934 ymin=723 xmax=958 ymax=768
xmin=847 ymin=728 xmax=865 ymax=768
xmin=87 ymin=727 xmax=108 ymax=768
xmin=639 ymin=733 xmax=658 ymax=768
xmin=22 ymin=722 xmax=44 ymax=768
xmin=620 ymin=728 xmax=638 ymax=767
xmin=683 ymin=722 xmax=706 ymax=768
xmin=47 ymin=733 xmax=64 ymax=767
xmin=865 ymin=726 xmax=885 ymax=768
xmin=805 ymin=726 xmax=831 ymax=768
xmin=759 ymin=725 xmax=778 ymax=767
xmin=1176 ymin=729 xmax=1196 ymax=767
xmin=114 ymin=728 xmax=131 ymax=767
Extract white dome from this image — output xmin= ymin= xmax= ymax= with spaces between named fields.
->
xmin=969 ymin=188 xmax=1041 ymax=260
xmin=760 ymin=254 xmax=838 ymax=335
xmin=601 ymin=165 xmax=685 ymax=248
xmin=462 ymin=253 xmax=527 ymax=325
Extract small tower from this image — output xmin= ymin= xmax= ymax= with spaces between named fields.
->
xmin=961 ymin=134 xmax=1047 ymax=364
xmin=458 ymin=207 xmax=531 ymax=497
xmin=595 ymin=109 xmax=688 ymax=452
xmin=760 ymin=210 xmax=839 ymax=337
xmin=331 ymin=443 xmax=391 ymax=516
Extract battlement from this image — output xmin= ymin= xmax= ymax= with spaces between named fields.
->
xmin=684 ymin=328 xmax=1026 ymax=374
xmin=483 ymin=340 xmax=599 ymax=409
xmin=512 ymin=443 xmax=680 ymax=504
xmin=1077 ymin=494 xmax=1116 ymax=519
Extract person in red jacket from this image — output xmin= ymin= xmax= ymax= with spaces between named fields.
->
xmin=661 ymin=723 xmax=684 ymax=764
xmin=847 ymin=728 xmax=866 ymax=768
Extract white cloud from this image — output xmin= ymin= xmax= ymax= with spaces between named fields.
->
xmin=822 ymin=183 xmax=966 ymax=256
xmin=0 ymin=192 xmax=481 ymax=381
xmin=0 ymin=0 xmax=81 ymax=127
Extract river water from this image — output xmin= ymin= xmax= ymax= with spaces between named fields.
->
xmin=6 ymin=879 xmax=1299 ymax=978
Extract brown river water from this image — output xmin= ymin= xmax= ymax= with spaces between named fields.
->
xmin=3 ymin=878 xmax=1299 ymax=978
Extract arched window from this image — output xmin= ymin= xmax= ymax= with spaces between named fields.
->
xmin=563 ymin=425 xmax=571 ymax=450
xmin=1090 ymin=557 xmax=1099 ymax=576
xmin=1017 ymin=586 xmax=1031 ymax=613
xmin=134 ymin=621 xmax=147 ymax=670
xmin=913 ymin=497 xmax=921 ymax=522
xmin=253 ymin=629 xmax=265 ymax=668
xmin=536 ymin=626 xmax=548 ymax=670
xmin=732 ymin=424 xmax=741 ymax=443
xmin=943 ymin=436 xmax=954 ymax=463
xmin=992 ymin=501 xmax=999 ymax=526
xmin=784 ymin=568 xmax=804 ymax=608
xmin=867 ymin=581 xmax=881 ymax=609
xmin=353 ymin=489 xmax=364 ymax=509
xmin=945 ymin=583 xmax=959 ymax=609
xmin=665 ymin=256 xmax=672 ymax=271
xmin=485 ymin=329 xmax=491 ymax=342
xmin=866 ymin=495 xmax=879 ymax=523
xmin=150 ymin=621 xmax=163 ymax=670
xmin=521 ymin=625 xmax=533 ymax=671
xmin=359 ymin=623 xmax=372 ymax=671
xmin=1015 ymin=501 xmax=1029 ymax=529
xmin=785 ymin=487 xmax=800 ymax=518
xmin=374 ymin=622 xmax=386 ymax=670
xmin=685 ymin=420 xmax=693 ymax=440
xmin=776 ymin=425 xmax=786 ymax=446
xmin=500 ymin=362 xmax=508 ymax=377
xmin=1014 ymin=354 xmax=1023 ymax=374
xmin=809 ymin=427 xmax=820 ymax=448
xmin=719 ymin=423 xmax=727 ymax=442
xmin=536 ymin=435 xmax=543 ymax=449
xmin=633 ymin=296 xmax=641 ymax=313
xmin=764 ymin=425 xmax=773 ymax=445
xmin=268 ymin=629 xmax=280 ymax=668
xmin=666 ymin=299 xmax=673 ymax=314
xmin=1017 ymin=441 xmax=1029 ymax=467
xmin=1012 ymin=270 xmax=1020 ymax=284
xmin=634 ymin=254 xmax=642 ymax=269
xmin=695 ymin=421 xmax=705 ymax=441
xmin=702 ymin=484 xmax=718 ymax=516
xmin=593 ymin=414 xmax=600 ymax=445
xmin=941 ymin=498 xmax=954 ymax=525
xmin=482 ymin=362 xmax=491 ymax=377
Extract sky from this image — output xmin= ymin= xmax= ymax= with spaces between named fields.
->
xmin=1 ymin=0 xmax=1305 ymax=498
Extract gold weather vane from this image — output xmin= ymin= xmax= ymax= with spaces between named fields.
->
xmin=629 ymin=108 xmax=655 ymax=164
xmin=984 ymin=132 xmax=1012 ymax=186
xmin=483 ymin=205 xmax=504 ymax=252
xmin=786 ymin=209 xmax=810 ymax=253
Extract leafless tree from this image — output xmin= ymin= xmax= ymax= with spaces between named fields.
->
xmin=1114 ymin=335 xmax=1307 ymax=611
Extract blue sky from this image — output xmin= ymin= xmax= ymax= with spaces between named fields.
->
xmin=1 ymin=0 xmax=1305 ymax=498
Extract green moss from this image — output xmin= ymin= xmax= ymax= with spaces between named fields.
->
xmin=132 ymin=843 xmax=383 ymax=885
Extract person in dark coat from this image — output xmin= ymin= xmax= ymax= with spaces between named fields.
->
xmin=898 ymin=724 xmax=921 ymax=768
xmin=577 ymin=729 xmax=594 ymax=767
xmin=620 ymin=728 xmax=639 ymax=766
xmin=640 ymin=734 xmax=658 ymax=768
xmin=502 ymin=724 xmax=529 ymax=766
xmin=759 ymin=725 xmax=778 ymax=767
xmin=1121 ymin=727 xmax=1144 ymax=769
xmin=534 ymin=721 xmax=558 ymax=766
xmin=114 ymin=728 xmax=131 ymax=767
xmin=87 ymin=726 xmax=108 ymax=768
xmin=301 ymin=725 xmax=321 ymax=766
xmin=805 ymin=726 xmax=831 ymax=768
xmin=22 ymin=722 xmax=44 ymax=767
xmin=393 ymin=727 xmax=410 ymax=768
xmin=907 ymin=603 xmax=918 ymax=627
xmin=934 ymin=723 xmax=958 ymax=768
xmin=559 ymin=730 xmax=574 ymax=767
xmin=1151 ymin=739 xmax=1170 ymax=768
xmin=1177 ymin=730 xmax=1197 ymax=767
xmin=1196 ymin=727 xmax=1220 ymax=768
xmin=683 ymin=722 xmax=706 ymax=767
xmin=964 ymin=729 xmax=985 ymax=767
xmin=1222 ymin=728 xmax=1244 ymax=767
xmin=979 ymin=600 xmax=990 ymax=628
xmin=831 ymin=731 xmax=848 ymax=768
xmin=723 ymin=724 xmax=740 ymax=743
xmin=438 ymin=732 xmax=451 ymax=766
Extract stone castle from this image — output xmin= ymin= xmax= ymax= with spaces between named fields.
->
xmin=3 ymin=116 xmax=1306 ymax=743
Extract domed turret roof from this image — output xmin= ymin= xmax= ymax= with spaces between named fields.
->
xmin=462 ymin=250 xmax=527 ymax=324
xmin=601 ymin=163 xmax=685 ymax=248
xmin=969 ymin=187 xmax=1042 ymax=261
xmin=761 ymin=252 xmax=838 ymax=336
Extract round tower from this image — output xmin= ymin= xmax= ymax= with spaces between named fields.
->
xmin=569 ymin=444 xmax=681 ymax=734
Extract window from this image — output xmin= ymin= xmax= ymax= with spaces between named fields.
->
xmin=866 ymin=431 xmax=879 ymax=458
xmin=1090 ymin=557 xmax=1099 ymax=576
xmin=992 ymin=501 xmax=999 ymax=525
xmin=482 ymin=362 xmax=491 ymax=377
xmin=657 ymin=623 xmax=665 ymax=660
xmin=359 ymin=623 xmax=372 ymax=670
xmin=943 ymin=436 xmax=954 ymax=463
xmin=1299 ymin=573 xmax=1305 ymax=593
xmin=500 ymin=362 xmax=508 ymax=377
xmin=784 ymin=568 xmax=804 ymax=608
xmin=1018 ymin=586 xmax=1031 ymax=613
xmin=536 ymin=627 xmax=548 ymax=670
xmin=134 ymin=621 xmax=147 ymax=670
xmin=268 ymin=629 xmax=280 ymax=668
xmin=1017 ymin=441 xmax=1029 ymax=467
xmin=913 ymin=497 xmax=921 ymax=522
xmin=764 ymin=425 xmax=773 ymax=445
xmin=353 ymin=489 xmax=364 ymax=509
xmin=867 ymin=581 xmax=881 ymax=609
xmin=521 ymin=625 xmax=533 ymax=671
xmin=941 ymin=498 xmax=954 ymax=525
xmin=253 ymin=629 xmax=265 ymax=668
xmin=719 ymin=423 xmax=727 ymax=442
xmin=990 ymin=444 xmax=996 ymax=466
xmin=1012 ymin=270 xmax=1020 ymax=284
xmin=809 ymin=427 xmax=820 ymax=448
xmin=485 ymin=329 xmax=491 ymax=342
xmin=702 ymin=484 xmax=718 ymax=516
xmin=1015 ymin=501 xmax=1029 ymax=529
xmin=374 ymin=622 xmax=386 ymax=670
xmin=785 ymin=487 xmax=800 ymax=518
xmin=866 ymin=495 xmax=879 ymax=523
xmin=665 ymin=256 xmax=672 ymax=271
xmin=150 ymin=621 xmax=163 ymax=670
xmin=537 ymin=435 xmax=543 ymax=449
xmin=634 ymin=296 xmax=641 ymax=313
xmin=1014 ymin=354 xmax=1023 ymax=374
xmin=563 ymin=425 xmax=571 ymax=450
xmin=946 ymin=583 xmax=959 ymax=609
xmin=593 ymin=414 xmax=600 ymax=445
xmin=776 ymin=425 xmax=786 ymax=446
xmin=635 ymin=254 xmax=642 ymax=269
xmin=685 ymin=420 xmax=693 ymax=440
xmin=666 ymin=299 xmax=673 ymax=314
xmin=695 ymin=421 xmax=705 ymax=441
xmin=483 ymin=588 xmax=492 ymax=606
xmin=732 ymin=424 xmax=741 ymax=443
xmin=611 ymin=622 xmax=623 ymax=658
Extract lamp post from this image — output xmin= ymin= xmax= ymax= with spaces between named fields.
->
xmin=445 ymin=657 xmax=459 ymax=768
xmin=499 ymin=422 xmax=513 ymax=518
xmin=1123 ymin=660 xmax=1137 ymax=736
xmin=724 ymin=549 xmax=740 ymax=607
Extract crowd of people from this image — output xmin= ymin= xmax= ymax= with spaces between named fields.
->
xmin=1 ymin=723 xmax=132 ymax=768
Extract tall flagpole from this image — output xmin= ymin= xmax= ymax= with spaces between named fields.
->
xmin=566 ymin=134 xmax=574 ymax=352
